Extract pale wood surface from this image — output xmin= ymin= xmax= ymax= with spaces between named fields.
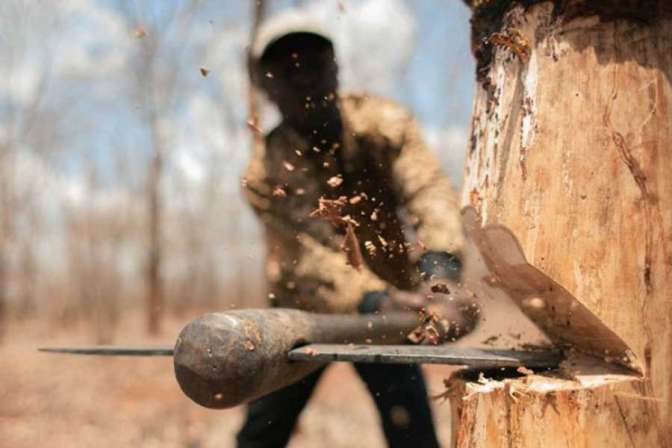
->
xmin=453 ymin=1 xmax=672 ymax=446
xmin=449 ymin=357 xmax=659 ymax=448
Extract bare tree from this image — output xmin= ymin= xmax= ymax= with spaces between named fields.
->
xmin=0 ymin=1 xmax=68 ymax=339
xmin=64 ymin=160 xmax=129 ymax=343
xmin=117 ymin=0 xmax=200 ymax=334
xmin=247 ymin=0 xmax=267 ymax=152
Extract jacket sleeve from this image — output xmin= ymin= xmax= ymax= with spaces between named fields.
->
xmin=388 ymin=111 xmax=464 ymax=258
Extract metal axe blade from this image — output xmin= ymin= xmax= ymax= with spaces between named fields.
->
xmin=289 ymin=344 xmax=562 ymax=369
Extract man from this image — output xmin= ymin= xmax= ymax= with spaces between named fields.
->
xmin=239 ymin=14 xmax=474 ymax=448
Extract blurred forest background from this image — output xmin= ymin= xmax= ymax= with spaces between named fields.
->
xmin=1 ymin=1 xmax=478 ymax=446
xmin=0 ymin=0 xmax=474 ymax=342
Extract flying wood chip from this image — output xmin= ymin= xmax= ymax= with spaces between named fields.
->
xmin=364 ymin=240 xmax=377 ymax=257
xmin=341 ymin=222 xmax=364 ymax=270
xmin=327 ymin=175 xmax=343 ymax=188
xmin=430 ymin=283 xmax=450 ymax=294
xmin=134 ymin=26 xmax=147 ymax=39
xmin=310 ymin=196 xmax=348 ymax=227
xmin=246 ymin=118 xmax=262 ymax=134
xmin=283 ymin=161 xmax=295 ymax=172
xmin=311 ymin=196 xmax=363 ymax=270
xmin=272 ymin=186 xmax=287 ymax=198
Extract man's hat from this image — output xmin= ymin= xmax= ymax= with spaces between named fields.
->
xmin=251 ymin=11 xmax=333 ymax=63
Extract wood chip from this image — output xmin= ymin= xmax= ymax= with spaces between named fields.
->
xmin=246 ymin=118 xmax=262 ymax=134
xmin=364 ymin=240 xmax=377 ymax=257
xmin=342 ymin=222 xmax=364 ymax=270
xmin=516 ymin=366 xmax=535 ymax=376
xmin=134 ymin=26 xmax=147 ymax=39
xmin=272 ymin=186 xmax=287 ymax=198
xmin=311 ymin=197 xmax=364 ymax=270
xmin=327 ymin=175 xmax=343 ymax=188
xmin=430 ymin=283 xmax=450 ymax=294
xmin=489 ymin=29 xmax=530 ymax=61
xmin=424 ymin=325 xmax=441 ymax=345
xmin=283 ymin=161 xmax=295 ymax=172
xmin=310 ymin=196 xmax=348 ymax=226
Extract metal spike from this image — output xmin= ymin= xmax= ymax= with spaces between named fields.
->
xmin=39 ymin=346 xmax=174 ymax=356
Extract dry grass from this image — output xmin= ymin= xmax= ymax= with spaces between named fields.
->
xmin=0 ymin=314 xmax=456 ymax=447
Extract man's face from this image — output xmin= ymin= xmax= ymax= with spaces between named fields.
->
xmin=259 ymin=33 xmax=339 ymax=125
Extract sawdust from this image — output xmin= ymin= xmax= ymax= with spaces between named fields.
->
xmin=310 ymin=196 xmax=364 ymax=269
xmin=272 ymin=186 xmax=287 ymax=198
xmin=327 ymin=175 xmax=344 ymax=188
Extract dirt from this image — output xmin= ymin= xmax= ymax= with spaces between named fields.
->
xmin=0 ymin=314 xmax=455 ymax=447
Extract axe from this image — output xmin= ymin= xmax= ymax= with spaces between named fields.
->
xmin=41 ymin=207 xmax=634 ymax=409
xmin=41 ymin=307 xmax=561 ymax=409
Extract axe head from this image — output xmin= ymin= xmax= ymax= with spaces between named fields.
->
xmin=458 ymin=207 xmax=637 ymax=372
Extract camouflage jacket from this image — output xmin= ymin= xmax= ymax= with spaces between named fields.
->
xmin=243 ymin=93 xmax=463 ymax=313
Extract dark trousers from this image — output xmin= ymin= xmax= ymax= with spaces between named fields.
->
xmin=236 ymin=364 xmax=440 ymax=448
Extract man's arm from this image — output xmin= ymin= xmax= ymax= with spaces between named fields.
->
xmin=380 ymin=106 xmax=481 ymax=333
xmin=389 ymin=111 xmax=464 ymax=262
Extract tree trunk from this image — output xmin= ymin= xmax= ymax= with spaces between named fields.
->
xmin=0 ymin=247 xmax=7 ymax=342
xmin=241 ymin=0 xmax=266 ymax=308
xmin=0 ymin=151 xmax=13 ymax=342
xmin=146 ymin=113 xmax=165 ymax=335
xmin=451 ymin=1 xmax=672 ymax=446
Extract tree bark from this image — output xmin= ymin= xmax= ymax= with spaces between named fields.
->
xmin=0 ymin=150 xmax=13 ymax=342
xmin=146 ymin=111 xmax=164 ymax=335
xmin=242 ymin=0 xmax=266 ymax=308
xmin=452 ymin=1 xmax=672 ymax=446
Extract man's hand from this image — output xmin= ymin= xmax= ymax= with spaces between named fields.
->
xmin=408 ymin=280 xmax=480 ymax=344
xmin=359 ymin=283 xmax=481 ymax=344
xmin=386 ymin=288 xmax=426 ymax=311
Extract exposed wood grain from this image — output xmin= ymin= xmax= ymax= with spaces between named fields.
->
xmin=449 ymin=357 xmax=660 ymax=447
xmin=453 ymin=1 xmax=672 ymax=446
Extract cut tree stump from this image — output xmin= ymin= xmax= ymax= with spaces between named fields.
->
xmin=451 ymin=1 xmax=672 ymax=446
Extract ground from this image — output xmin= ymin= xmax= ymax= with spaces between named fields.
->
xmin=0 ymin=314 xmax=457 ymax=447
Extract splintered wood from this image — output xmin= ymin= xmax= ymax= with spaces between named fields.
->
xmin=342 ymin=222 xmax=364 ymax=270
xmin=310 ymin=196 xmax=363 ymax=269
xmin=310 ymin=196 xmax=350 ymax=227
xmin=454 ymin=1 xmax=672 ymax=446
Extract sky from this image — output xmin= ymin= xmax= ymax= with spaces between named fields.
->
xmin=2 ymin=0 xmax=474 ymax=185
xmin=0 ymin=0 xmax=476 ymax=304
